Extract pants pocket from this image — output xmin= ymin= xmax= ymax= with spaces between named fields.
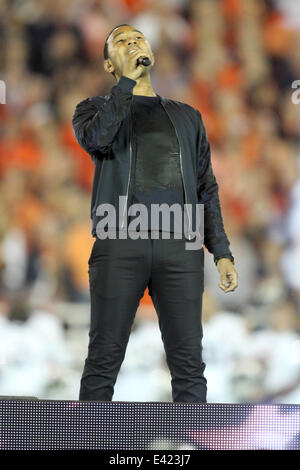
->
xmin=88 ymin=264 xmax=122 ymax=299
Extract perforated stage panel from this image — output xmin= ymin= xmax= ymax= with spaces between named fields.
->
xmin=0 ymin=400 xmax=299 ymax=450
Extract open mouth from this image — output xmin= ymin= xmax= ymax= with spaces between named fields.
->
xmin=128 ymin=48 xmax=141 ymax=55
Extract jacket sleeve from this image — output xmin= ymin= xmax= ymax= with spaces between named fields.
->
xmin=196 ymin=110 xmax=234 ymax=265
xmin=72 ymin=75 xmax=136 ymax=157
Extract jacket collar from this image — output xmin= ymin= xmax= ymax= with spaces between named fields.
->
xmin=156 ymin=94 xmax=166 ymax=105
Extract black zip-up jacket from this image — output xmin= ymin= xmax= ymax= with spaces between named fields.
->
xmin=72 ymin=75 xmax=234 ymax=265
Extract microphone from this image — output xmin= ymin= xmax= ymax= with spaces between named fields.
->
xmin=137 ymin=56 xmax=151 ymax=67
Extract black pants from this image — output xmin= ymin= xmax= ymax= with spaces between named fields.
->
xmin=79 ymin=232 xmax=207 ymax=403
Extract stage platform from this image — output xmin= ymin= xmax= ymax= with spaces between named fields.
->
xmin=0 ymin=399 xmax=299 ymax=450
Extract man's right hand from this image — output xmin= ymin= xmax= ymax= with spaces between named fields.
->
xmin=122 ymin=51 xmax=147 ymax=82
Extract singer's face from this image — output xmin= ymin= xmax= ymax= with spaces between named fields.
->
xmin=104 ymin=25 xmax=155 ymax=77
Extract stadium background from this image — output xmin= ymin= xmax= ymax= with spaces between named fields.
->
xmin=0 ymin=0 xmax=299 ymax=403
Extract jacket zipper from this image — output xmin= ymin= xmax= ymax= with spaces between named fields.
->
xmin=121 ymin=111 xmax=132 ymax=229
xmin=162 ymin=104 xmax=192 ymax=239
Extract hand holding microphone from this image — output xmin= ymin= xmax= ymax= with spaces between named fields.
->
xmin=123 ymin=52 xmax=151 ymax=81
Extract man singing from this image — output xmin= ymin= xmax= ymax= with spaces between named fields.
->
xmin=72 ymin=24 xmax=238 ymax=403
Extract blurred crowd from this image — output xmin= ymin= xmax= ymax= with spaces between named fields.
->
xmin=0 ymin=0 xmax=299 ymax=403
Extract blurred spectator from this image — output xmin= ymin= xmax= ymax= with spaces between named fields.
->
xmin=0 ymin=297 xmax=75 ymax=398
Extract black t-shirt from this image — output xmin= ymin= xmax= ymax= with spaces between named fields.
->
xmin=128 ymin=95 xmax=185 ymax=236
